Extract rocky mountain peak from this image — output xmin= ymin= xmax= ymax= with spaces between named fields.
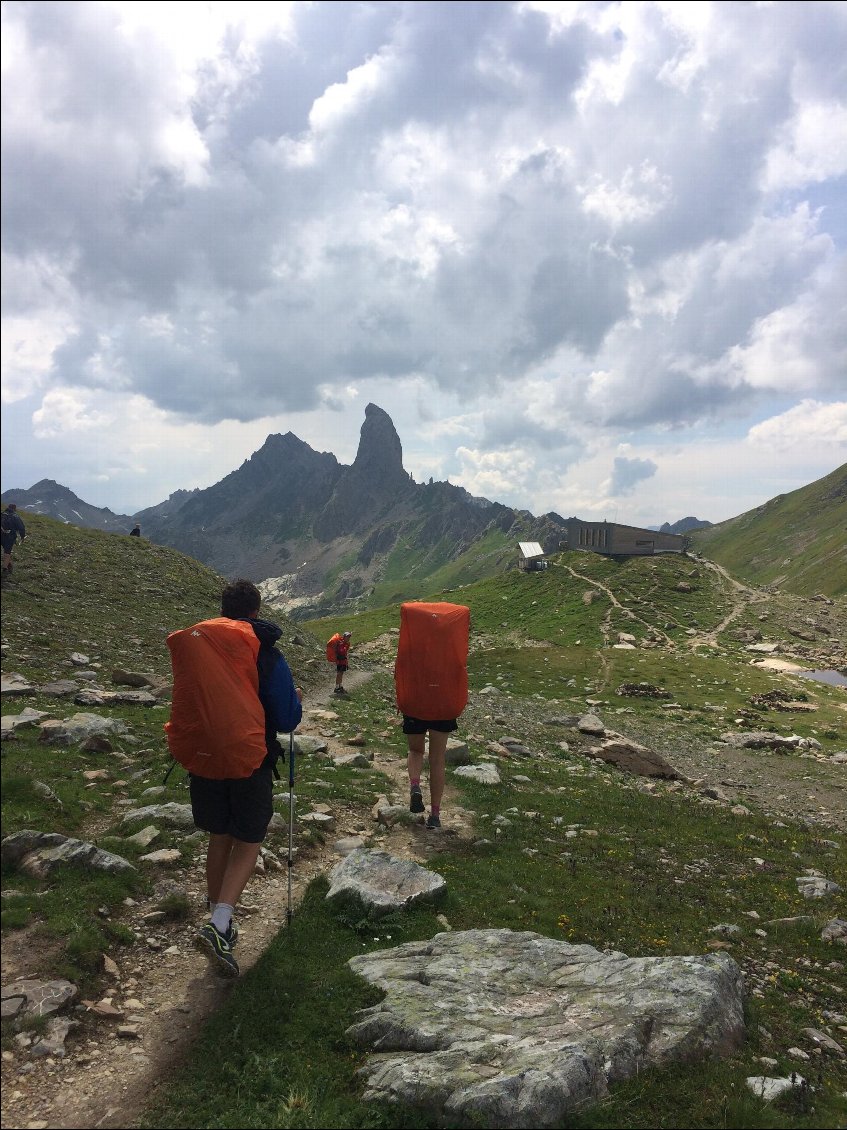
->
xmin=352 ymin=403 xmax=407 ymax=487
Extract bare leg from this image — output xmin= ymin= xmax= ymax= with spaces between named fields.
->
xmin=205 ymin=833 xmax=261 ymax=907
xmin=426 ymin=730 xmax=448 ymax=811
xmin=406 ymin=732 xmax=426 ymax=787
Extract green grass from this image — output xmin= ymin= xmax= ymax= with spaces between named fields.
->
xmin=691 ymin=463 xmax=847 ymax=597
xmin=4 ymin=510 xmax=845 ymax=1127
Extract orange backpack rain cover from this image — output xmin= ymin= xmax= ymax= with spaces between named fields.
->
xmin=165 ymin=618 xmax=267 ymax=780
xmin=394 ymin=602 xmax=470 ymax=721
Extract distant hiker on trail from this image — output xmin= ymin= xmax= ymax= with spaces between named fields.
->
xmin=394 ymin=602 xmax=470 ymax=830
xmin=129 ymin=523 xmax=141 ymax=536
xmin=327 ymin=630 xmax=352 ymax=694
xmin=165 ymin=578 xmax=302 ymax=978
xmin=1 ymin=504 xmax=27 ymax=579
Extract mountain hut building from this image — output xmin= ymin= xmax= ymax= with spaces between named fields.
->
xmin=518 ymin=542 xmax=549 ymax=571
xmin=560 ymin=520 xmax=685 ymax=556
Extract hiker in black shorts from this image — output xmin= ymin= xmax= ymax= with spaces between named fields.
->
xmin=405 ymin=716 xmax=457 ymax=830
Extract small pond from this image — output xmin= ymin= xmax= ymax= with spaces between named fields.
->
xmin=797 ymin=669 xmax=847 ymax=688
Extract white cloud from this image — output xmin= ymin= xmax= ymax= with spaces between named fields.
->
xmin=747 ymin=400 xmax=847 ymax=450
xmin=2 ymin=0 xmax=845 ymax=526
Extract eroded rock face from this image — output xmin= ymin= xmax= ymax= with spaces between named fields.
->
xmin=347 ymin=929 xmax=744 ymax=1128
xmin=587 ymin=738 xmax=680 ymax=779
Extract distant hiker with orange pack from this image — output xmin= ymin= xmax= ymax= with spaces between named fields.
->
xmin=394 ymin=602 xmax=470 ymax=830
xmin=326 ymin=630 xmax=352 ymax=695
xmin=165 ymin=579 xmax=302 ymax=977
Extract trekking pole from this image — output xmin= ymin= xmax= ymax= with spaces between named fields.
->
xmin=286 ymin=728 xmax=295 ymax=927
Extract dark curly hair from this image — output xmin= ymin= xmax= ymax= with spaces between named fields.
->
xmin=221 ymin=578 xmax=261 ymax=619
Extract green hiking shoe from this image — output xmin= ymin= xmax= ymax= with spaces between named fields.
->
xmin=195 ymin=923 xmax=239 ymax=978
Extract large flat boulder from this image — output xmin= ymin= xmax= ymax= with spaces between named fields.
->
xmin=587 ymin=738 xmax=680 ymax=779
xmin=347 ymin=928 xmax=744 ymax=1128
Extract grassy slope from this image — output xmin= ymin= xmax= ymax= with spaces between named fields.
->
xmin=4 ymin=516 xmax=846 ymax=1128
xmin=691 ymin=463 xmax=847 ymax=597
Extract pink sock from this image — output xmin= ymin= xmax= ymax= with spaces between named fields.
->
xmin=431 ymin=805 xmax=440 ymax=817
xmin=410 ymin=777 xmax=421 ymax=788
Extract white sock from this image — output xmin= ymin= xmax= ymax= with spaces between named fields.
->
xmin=211 ymin=902 xmax=235 ymax=934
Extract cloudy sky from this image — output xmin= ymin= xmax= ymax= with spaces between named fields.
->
xmin=2 ymin=0 xmax=845 ymax=527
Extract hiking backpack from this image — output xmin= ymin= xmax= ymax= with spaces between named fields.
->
xmin=394 ymin=602 xmax=470 ymax=721
xmin=326 ymin=633 xmax=342 ymax=663
xmin=164 ymin=618 xmax=267 ymax=779
xmin=1 ymin=511 xmax=13 ymax=534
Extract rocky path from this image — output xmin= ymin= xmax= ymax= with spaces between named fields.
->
xmin=0 ymin=671 xmax=472 ymax=1130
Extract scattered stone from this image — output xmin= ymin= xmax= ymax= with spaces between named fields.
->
xmin=586 ymin=738 xmax=680 ymax=779
xmin=746 ymin=1075 xmax=806 ymax=1102
xmin=796 ymin=874 xmax=842 ymax=899
xmin=121 ymin=803 xmax=195 ymax=829
xmin=375 ymin=803 xmax=422 ymax=828
xmin=347 ymin=929 xmax=744 ymax=1128
xmin=334 ymin=836 xmax=366 ymax=856
xmin=70 ymin=653 xmax=91 ymax=666
xmin=31 ymin=1017 xmax=77 ymax=1058
xmin=801 ymin=1028 xmax=845 ymax=1057
xmin=332 ymin=753 xmax=372 ymax=768
xmin=1 ymin=979 xmax=78 ymax=1020
xmin=346 ymin=733 xmax=367 ymax=747
xmin=0 ymin=708 xmax=50 ymax=736
xmin=299 ymin=812 xmax=336 ymax=831
xmin=454 ymin=763 xmax=501 ymax=785
xmin=444 ymin=738 xmax=472 ymax=765
xmin=822 ymin=918 xmax=847 ymax=944
xmin=709 ymin=924 xmax=742 ymax=939
xmin=138 ymin=848 xmax=182 ymax=866
xmin=1 ymin=673 xmax=35 ymax=696
xmin=38 ymin=713 xmax=128 ymax=745
xmin=39 ymin=680 xmax=80 ymax=698
xmin=326 ymin=849 xmax=446 ymax=919
xmin=577 ymin=713 xmax=605 ymax=735
xmin=1 ymin=831 xmax=135 ymax=877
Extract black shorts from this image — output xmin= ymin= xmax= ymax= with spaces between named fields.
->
xmin=402 ymin=716 xmax=458 ymax=735
xmin=336 ymin=663 xmax=348 ymax=673
xmin=189 ymin=761 xmax=274 ymax=844
xmin=1 ymin=534 xmax=16 ymax=554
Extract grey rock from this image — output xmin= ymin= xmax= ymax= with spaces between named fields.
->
xmin=796 ymin=874 xmax=842 ymax=899
xmin=444 ymin=739 xmax=472 ymax=766
xmin=70 ymin=653 xmax=91 ymax=665
xmin=1 ymin=673 xmax=34 ymax=696
xmin=454 ymin=763 xmax=501 ymax=786
xmin=332 ymin=752 xmax=372 ymax=768
xmin=801 ymin=1027 xmax=845 ymax=1057
xmin=376 ymin=804 xmax=423 ymax=828
xmin=720 ymin=731 xmax=809 ymax=752
xmin=347 ymin=929 xmax=744 ymax=1128
xmin=138 ymin=848 xmax=182 ymax=866
xmin=1 ymin=831 xmax=135 ymax=878
xmin=1 ymin=979 xmax=78 ymax=1020
xmin=586 ymin=738 xmax=680 ymax=779
xmin=746 ymin=1075 xmax=805 ymax=1102
xmin=1 ymin=708 xmax=51 ymax=735
xmin=111 ymin=669 xmax=161 ymax=688
xmin=280 ymin=733 xmax=328 ymax=756
xmin=327 ymin=849 xmax=446 ymax=919
xmin=121 ymin=802 xmax=195 ymax=828
xmin=546 ymin=716 xmax=581 ymax=727
xmin=74 ymin=689 xmax=157 ymax=707
xmin=39 ymin=680 xmax=80 ymax=697
xmin=822 ymin=918 xmax=847 ymax=944
xmin=38 ymin=712 xmax=128 ymax=745
xmin=334 ymin=836 xmax=367 ymax=856
xmin=125 ymin=826 xmax=160 ymax=848
xmin=577 ymin=713 xmax=605 ymax=735
xmin=709 ymin=924 xmax=742 ymax=939
xmin=299 ymin=811 xmax=336 ymax=831
xmin=31 ymin=1017 xmax=78 ymax=1058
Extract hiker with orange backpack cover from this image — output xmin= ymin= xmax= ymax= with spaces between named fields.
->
xmin=394 ymin=602 xmax=470 ymax=830
xmin=165 ymin=579 xmax=302 ymax=977
xmin=327 ymin=630 xmax=352 ymax=694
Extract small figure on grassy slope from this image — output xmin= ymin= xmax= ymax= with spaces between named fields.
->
xmin=1 ymin=503 xmax=27 ymax=580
